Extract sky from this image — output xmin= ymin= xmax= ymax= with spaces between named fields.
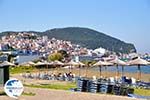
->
xmin=0 ymin=0 xmax=150 ymax=53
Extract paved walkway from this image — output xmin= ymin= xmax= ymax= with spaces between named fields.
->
xmin=0 ymin=87 xmax=139 ymax=100
xmin=0 ymin=74 xmax=141 ymax=100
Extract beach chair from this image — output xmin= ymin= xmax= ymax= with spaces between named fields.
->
xmin=137 ymin=81 xmax=150 ymax=89
xmin=128 ymin=94 xmax=150 ymax=99
xmin=87 ymin=80 xmax=98 ymax=93
xmin=77 ymin=78 xmax=88 ymax=92
xmin=131 ymin=77 xmax=136 ymax=87
xmin=99 ymin=84 xmax=108 ymax=94
xmin=92 ymin=76 xmax=97 ymax=81
xmin=112 ymin=85 xmax=121 ymax=95
xmin=107 ymin=84 xmax=114 ymax=94
xmin=109 ymin=77 xmax=115 ymax=85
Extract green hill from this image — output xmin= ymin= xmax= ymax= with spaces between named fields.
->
xmin=41 ymin=27 xmax=136 ymax=53
xmin=0 ymin=27 xmax=136 ymax=53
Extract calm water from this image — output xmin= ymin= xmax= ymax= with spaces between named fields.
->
xmin=92 ymin=65 xmax=150 ymax=74
xmin=18 ymin=55 xmax=41 ymax=64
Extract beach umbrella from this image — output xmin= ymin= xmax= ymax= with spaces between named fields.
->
xmin=34 ymin=61 xmax=46 ymax=72
xmin=50 ymin=60 xmax=64 ymax=71
xmin=66 ymin=60 xmax=79 ymax=72
xmin=109 ymin=58 xmax=127 ymax=77
xmin=42 ymin=61 xmax=53 ymax=73
xmin=20 ymin=61 xmax=35 ymax=66
xmin=19 ymin=62 xmax=30 ymax=66
xmin=84 ymin=62 xmax=90 ymax=77
xmin=93 ymin=61 xmax=113 ymax=77
xmin=67 ymin=60 xmax=80 ymax=66
xmin=51 ymin=60 xmax=64 ymax=66
xmin=67 ymin=60 xmax=85 ymax=76
xmin=35 ymin=61 xmax=46 ymax=66
xmin=20 ymin=61 xmax=36 ymax=73
xmin=0 ymin=61 xmax=15 ymax=67
xmin=128 ymin=57 xmax=149 ymax=80
xmin=27 ymin=61 xmax=35 ymax=66
xmin=78 ymin=61 xmax=85 ymax=66
xmin=51 ymin=60 xmax=64 ymax=73
xmin=42 ymin=61 xmax=52 ymax=66
xmin=77 ymin=61 xmax=85 ymax=76
xmin=35 ymin=61 xmax=46 ymax=69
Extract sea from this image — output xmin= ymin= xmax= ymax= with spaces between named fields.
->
xmin=92 ymin=65 xmax=150 ymax=74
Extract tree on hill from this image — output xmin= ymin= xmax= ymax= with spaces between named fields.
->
xmin=48 ymin=53 xmax=63 ymax=61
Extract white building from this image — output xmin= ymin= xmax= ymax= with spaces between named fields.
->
xmin=93 ymin=47 xmax=106 ymax=56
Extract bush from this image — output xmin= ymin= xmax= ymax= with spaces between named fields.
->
xmin=48 ymin=53 xmax=63 ymax=61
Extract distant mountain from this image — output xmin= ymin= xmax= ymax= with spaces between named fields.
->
xmin=0 ymin=27 xmax=136 ymax=53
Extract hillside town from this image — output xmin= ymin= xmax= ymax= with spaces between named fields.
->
xmin=0 ymin=32 xmax=150 ymax=64
xmin=0 ymin=32 xmax=87 ymax=55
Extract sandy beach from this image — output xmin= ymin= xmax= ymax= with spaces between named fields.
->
xmin=1 ymin=69 xmax=149 ymax=100
xmin=0 ymin=87 xmax=140 ymax=100
xmin=45 ymin=68 xmax=150 ymax=82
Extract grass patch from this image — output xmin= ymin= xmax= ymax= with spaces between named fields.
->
xmin=9 ymin=66 xmax=53 ymax=74
xmin=22 ymin=92 xmax=36 ymax=96
xmin=0 ymin=91 xmax=6 ymax=96
xmin=134 ymin=88 xmax=150 ymax=96
xmin=0 ymin=91 xmax=35 ymax=96
xmin=10 ymin=66 xmax=36 ymax=74
xmin=24 ymin=82 xmax=77 ymax=90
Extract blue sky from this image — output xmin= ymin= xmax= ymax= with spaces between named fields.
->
xmin=0 ymin=0 xmax=150 ymax=53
